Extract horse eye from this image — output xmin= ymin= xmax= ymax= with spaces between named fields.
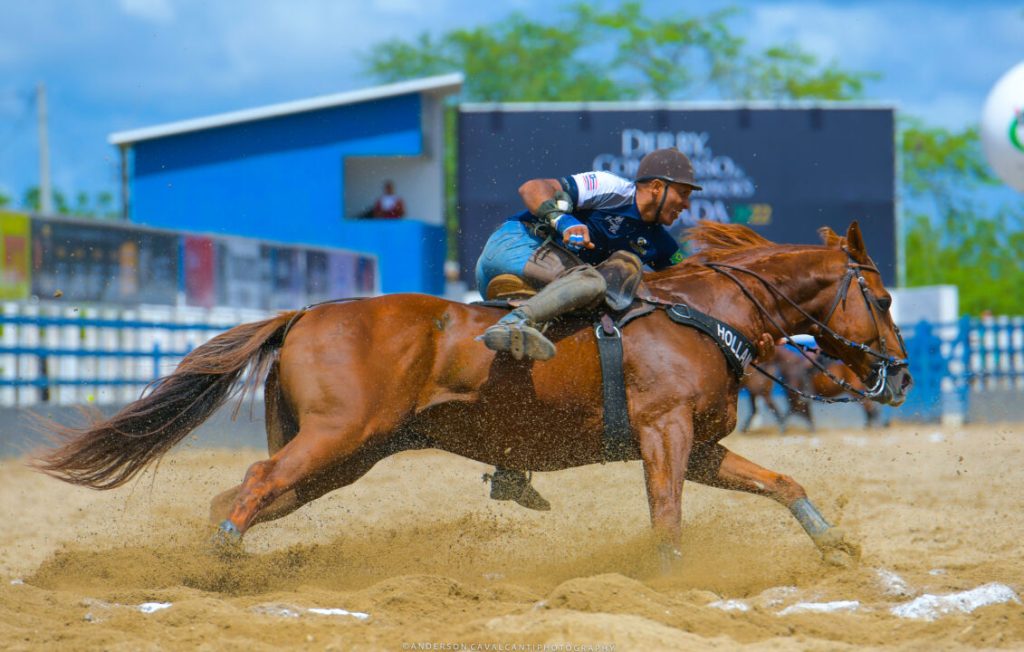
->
xmin=878 ymin=296 xmax=892 ymax=311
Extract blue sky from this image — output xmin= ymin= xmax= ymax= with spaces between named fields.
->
xmin=0 ymin=0 xmax=1022 ymax=202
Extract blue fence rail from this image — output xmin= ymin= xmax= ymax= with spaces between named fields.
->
xmin=901 ymin=316 xmax=1024 ymax=422
xmin=1 ymin=304 xmax=1022 ymax=420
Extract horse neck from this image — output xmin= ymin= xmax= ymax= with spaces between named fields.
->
xmin=647 ymin=247 xmax=842 ymax=339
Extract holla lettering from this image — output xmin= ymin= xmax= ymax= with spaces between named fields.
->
xmin=716 ymin=323 xmax=753 ymax=369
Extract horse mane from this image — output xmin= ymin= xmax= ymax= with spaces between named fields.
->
xmin=684 ymin=221 xmax=775 ymax=261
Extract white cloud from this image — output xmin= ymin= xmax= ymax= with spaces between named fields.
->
xmin=747 ymin=2 xmax=889 ymax=64
xmin=118 ymin=0 xmax=175 ymax=23
xmin=901 ymin=93 xmax=984 ymax=130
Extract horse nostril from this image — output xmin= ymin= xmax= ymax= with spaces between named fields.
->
xmin=901 ymin=372 xmax=914 ymax=391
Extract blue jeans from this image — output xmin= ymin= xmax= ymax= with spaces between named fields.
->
xmin=475 ymin=220 xmax=546 ymax=292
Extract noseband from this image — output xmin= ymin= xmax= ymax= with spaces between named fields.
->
xmin=705 ymin=249 xmax=908 ymax=403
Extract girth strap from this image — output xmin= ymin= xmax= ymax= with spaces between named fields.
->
xmin=595 ymin=314 xmax=638 ymax=462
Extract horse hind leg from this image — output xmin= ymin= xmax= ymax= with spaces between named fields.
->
xmin=213 ymin=430 xmax=423 ymax=536
xmin=209 ymin=360 xmax=301 ymax=526
xmin=216 ymin=410 xmax=425 ymax=541
xmin=688 ymin=442 xmax=860 ymax=566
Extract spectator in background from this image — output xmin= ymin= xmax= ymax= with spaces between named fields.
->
xmin=372 ymin=180 xmax=405 ymax=219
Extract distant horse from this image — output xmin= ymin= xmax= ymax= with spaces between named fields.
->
xmin=739 ymin=346 xmax=807 ymax=433
xmin=799 ymin=354 xmax=887 ymax=429
xmin=740 ymin=349 xmax=886 ymax=433
xmin=34 ymin=222 xmax=911 ymax=568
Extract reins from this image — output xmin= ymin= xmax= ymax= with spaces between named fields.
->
xmin=695 ymin=250 xmax=907 ymax=403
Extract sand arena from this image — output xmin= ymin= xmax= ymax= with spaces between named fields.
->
xmin=1 ymin=422 xmax=1022 ymax=650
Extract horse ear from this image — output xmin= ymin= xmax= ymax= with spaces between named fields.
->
xmin=845 ymin=221 xmax=867 ymax=258
xmin=818 ymin=226 xmax=843 ymax=248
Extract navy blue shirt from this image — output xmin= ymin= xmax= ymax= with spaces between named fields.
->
xmin=509 ymin=170 xmax=683 ymax=270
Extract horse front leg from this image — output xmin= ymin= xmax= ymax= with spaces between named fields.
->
xmin=638 ymin=412 xmax=695 ymax=573
xmin=688 ymin=443 xmax=860 ymax=566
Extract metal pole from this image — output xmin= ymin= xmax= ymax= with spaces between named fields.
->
xmin=119 ymin=144 xmax=130 ymax=220
xmin=36 ymin=82 xmax=53 ymax=215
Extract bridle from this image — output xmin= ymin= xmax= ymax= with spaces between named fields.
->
xmin=703 ymin=248 xmax=909 ymax=404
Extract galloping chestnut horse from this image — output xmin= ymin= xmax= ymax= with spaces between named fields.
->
xmin=34 ymin=221 xmax=911 ymax=568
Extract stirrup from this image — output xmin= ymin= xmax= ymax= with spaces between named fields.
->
xmin=477 ymin=313 xmax=555 ymax=361
xmin=483 ymin=469 xmax=551 ymax=511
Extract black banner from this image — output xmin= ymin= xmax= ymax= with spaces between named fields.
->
xmin=457 ymin=106 xmax=896 ymax=286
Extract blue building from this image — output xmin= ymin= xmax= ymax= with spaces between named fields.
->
xmin=109 ymin=73 xmax=462 ymax=295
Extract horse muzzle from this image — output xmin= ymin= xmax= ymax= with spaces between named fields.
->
xmin=865 ymin=362 xmax=912 ymax=406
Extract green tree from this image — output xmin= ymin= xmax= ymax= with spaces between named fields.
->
xmin=577 ymin=3 xmax=744 ymax=100
xmin=21 ymin=186 xmax=118 ymax=218
xmin=725 ymin=45 xmax=878 ymax=100
xmin=900 ymin=118 xmax=1024 ymax=314
xmin=0 ymin=190 xmax=10 ymax=209
xmin=365 ymin=11 xmax=628 ymax=101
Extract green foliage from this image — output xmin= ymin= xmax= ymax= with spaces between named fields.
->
xmin=900 ymin=119 xmax=1024 ymax=314
xmin=577 ymin=2 xmax=745 ymax=100
xmin=725 ymin=45 xmax=879 ymax=100
xmin=365 ymin=3 xmax=874 ymax=103
xmin=905 ymin=210 xmax=1024 ymax=315
xmin=0 ymin=191 xmax=10 ymax=208
xmin=20 ymin=186 xmax=119 ymax=218
xmin=901 ymin=118 xmax=997 ymax=200
xmin=365 ymin=11 xmax=628 ymax=102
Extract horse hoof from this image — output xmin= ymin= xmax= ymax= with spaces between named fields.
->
xmin=656 ymin=543 xmax=684 ymax=575
xmin=814 ymin=527 xmax=861 ymax=567
xmin=210 ymin=520 xmax=244 ymax=557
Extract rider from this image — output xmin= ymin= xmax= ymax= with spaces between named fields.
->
xmin=475 ymin=147 xmax=701 ymax=510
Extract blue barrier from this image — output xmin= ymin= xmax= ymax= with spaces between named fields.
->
xmin=900 ymin=316 xmax=1024 ymax=422
xmin=1 ymin=308 xmax=1022 ymax=418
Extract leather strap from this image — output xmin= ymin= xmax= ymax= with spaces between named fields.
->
xmin=595 ymin=314 xmax=637 ymax=462
xmin=665 ymin=304 xmax=754 ymax=379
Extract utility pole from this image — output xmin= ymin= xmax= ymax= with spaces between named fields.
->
xmin=36 ymin=81 xmax=53 ymax=215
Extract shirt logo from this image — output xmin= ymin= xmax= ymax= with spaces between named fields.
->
xmin=583 ymin=173 xmax=598 ymax=191
xmin=605 ymin=215 xmax=625 ymax=234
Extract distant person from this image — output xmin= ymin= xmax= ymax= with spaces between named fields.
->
xmin=372 ymin=180 xmax=405 ymax=219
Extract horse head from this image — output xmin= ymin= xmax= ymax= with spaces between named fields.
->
xmin=811 ymin=221 xmax=912 ymax=407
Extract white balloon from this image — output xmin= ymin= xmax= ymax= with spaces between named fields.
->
xmin=980 ymin=61 xmax=1024 ymax=192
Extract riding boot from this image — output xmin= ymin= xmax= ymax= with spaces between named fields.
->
xmin=478 ymin=266 xmax=607 ymax=360
xmin=485 ymin=467 xmax=551 ymax=511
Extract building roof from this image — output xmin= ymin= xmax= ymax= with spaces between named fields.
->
xmin=109 ymin=72 xmax=463 ymax=146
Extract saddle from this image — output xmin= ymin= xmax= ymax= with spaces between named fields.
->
xmin=484 ymin=248 xmax=645 ymax=309
xmin=485 ymin=274 xmax=536 ymax=301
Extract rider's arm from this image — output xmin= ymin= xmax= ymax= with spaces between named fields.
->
xmin=518 ymin=178 xmax=564 ymax=214
xmin=518 ymin=178 xmax=593 ymax=249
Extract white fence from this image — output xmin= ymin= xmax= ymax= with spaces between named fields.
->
xmin=0 ymin=302 xmax=272 ymax=407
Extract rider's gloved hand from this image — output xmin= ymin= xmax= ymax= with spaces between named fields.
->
xmin=561 ymin=223 xmax=595 ymax=250
xmin=536 ymin=191 xmax=593 ymax=250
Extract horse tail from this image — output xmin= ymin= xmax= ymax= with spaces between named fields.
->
xmin=32 ymin=310 xmax=302 ymax=490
